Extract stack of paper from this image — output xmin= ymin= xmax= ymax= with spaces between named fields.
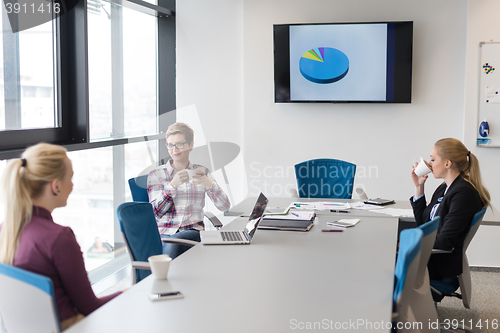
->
xmin=327 ymin=219 xmax=360 ymax=228
xmin=369 ymin=208 xmax=414 ymax=218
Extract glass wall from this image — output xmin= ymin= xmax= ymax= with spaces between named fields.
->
xmin=52 ymin=140 xmax=157 ymax=271
xmin=88 ymin=2 xmax=157 ymax=141
xmin=0 ymin=0 xmax=174 ymax=278
xmin=0 ymin=10 xmax=57 ymax=131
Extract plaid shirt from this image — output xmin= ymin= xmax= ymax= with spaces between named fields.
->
xmin=147 ymin=161 xmax=231 ymax=236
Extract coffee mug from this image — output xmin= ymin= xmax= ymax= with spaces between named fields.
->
xmin=186 ymin=169 xmax=203 ymax=181
xmin=414 ymin=157 xmax=432 ymax=177
xmin=186 ymin=169 xmax=196 ymax=181
xmin=148 ymin=254 xmax=172 ymax=280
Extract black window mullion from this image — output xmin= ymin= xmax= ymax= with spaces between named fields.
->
xmin=157 ymin=0 xmax=175 ymax=165
xmin=59 ymin=0 xmax=89 ymax=146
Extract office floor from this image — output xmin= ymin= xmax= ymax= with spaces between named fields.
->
xmin=437 ymin=267 xmax=500 ymax=333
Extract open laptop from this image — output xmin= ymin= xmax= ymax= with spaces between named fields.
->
xmin=200 ymin=193 xmax=268 ymax=245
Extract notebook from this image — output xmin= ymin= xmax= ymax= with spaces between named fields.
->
xmin=259 ymin=210 xmax=316 ymax=232
xmin=200 ymin=193 xmax=268 ymax=245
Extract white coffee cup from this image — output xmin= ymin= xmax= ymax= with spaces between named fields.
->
xmin=186 ymin=169 xmax=198 ymax=181
xmin=148 ymin=254 xmax=172 ymax=280
xmin=414 ymin=157 xmax=432 ymax=177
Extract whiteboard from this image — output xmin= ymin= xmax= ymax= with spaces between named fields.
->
xmin=477 ymin=42 xmax=500 ymax=147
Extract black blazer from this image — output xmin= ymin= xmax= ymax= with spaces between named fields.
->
xmin=410 ymin=176 xmax=483 ymax=279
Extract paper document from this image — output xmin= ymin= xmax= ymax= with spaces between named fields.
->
xmin=289 ymin=201 xmax=351 ymax=211
xmin=369 ymin=208 xmax=414 ymax=218
xmin=349 ymin=201 xmax=384 ymax=210
xmin=327 ymin=219 xmax=360 ymax=228
xmin=485 ymin=85 xmax=500 ymax=103
xmin=263 ymin=210 xmax=315 ymax=221
xmin=264 ymin=207 xmax=291 ymax=216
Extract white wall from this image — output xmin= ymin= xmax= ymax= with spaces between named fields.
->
xmin=176 ymin=0 xmax=244 ymax=146
xmin=176 ymin=0 xmax=247 ymax=205
xmin=463 ymin=0 xmax=500 ymax=266
xmin=243 ymin=0 xmax=468 ymax=203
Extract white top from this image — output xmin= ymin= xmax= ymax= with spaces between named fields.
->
xmin=66 ymin=211 xmax=398 ymax=333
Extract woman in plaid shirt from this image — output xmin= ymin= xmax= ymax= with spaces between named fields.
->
xmin=147 ymin=123 xmax=230 ymax=258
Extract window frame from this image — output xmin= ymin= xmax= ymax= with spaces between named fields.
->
xmin=0 ymin=0 xmax=175 ymax=161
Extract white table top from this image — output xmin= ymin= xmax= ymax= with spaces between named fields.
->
xmin=226 ymin=196 xmax=413 ymax=219
xmin=67 ymin=211 xmax=398 ymax=333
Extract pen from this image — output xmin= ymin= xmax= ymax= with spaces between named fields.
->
xmin=294 ymin=203 xmax=312 ymax=207
xmin=331 ymin=209 xmax=350 ymax=213
xmin=322 ymin=203 xmax=345 ymax=206
xmin=321 ymin=229 xmax=344 ymax=232
xmin=291 ymin=212 xmax=299 ymax=217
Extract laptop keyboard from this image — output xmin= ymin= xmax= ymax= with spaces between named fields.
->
xmin=221 ymin=231 xmax=243 ymax=242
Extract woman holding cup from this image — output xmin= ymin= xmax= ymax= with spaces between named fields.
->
xmin=410 ymin=138 xmax=490 ymax=283
xmin=148 ymin=123 xmax=231 ymax=259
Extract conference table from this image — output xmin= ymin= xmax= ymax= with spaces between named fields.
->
xmin=67 ymin=197 xmax=408 ymax=333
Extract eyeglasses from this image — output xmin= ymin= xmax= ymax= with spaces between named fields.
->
xmin=166 ymin=142 xmax=189 ymax=150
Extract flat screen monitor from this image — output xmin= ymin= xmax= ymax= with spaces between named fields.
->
xmin=274 ymin=21 xmax=413 ymax=103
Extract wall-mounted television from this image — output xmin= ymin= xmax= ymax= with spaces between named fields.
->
xmin=274 ymin=21 xmax=413 ymax=103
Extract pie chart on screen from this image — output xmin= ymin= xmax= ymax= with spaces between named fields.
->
xmin=299 ymin=47 xmax=349 ymax=84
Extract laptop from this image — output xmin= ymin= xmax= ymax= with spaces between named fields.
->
xmin=200 ymin=193 xmax=268 ymax=245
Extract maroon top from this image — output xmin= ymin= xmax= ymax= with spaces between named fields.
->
xmin=11 ymin=206 xmax=121 ymax=321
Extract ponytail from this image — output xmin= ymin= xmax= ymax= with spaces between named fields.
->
xmin=0 ymin=160 xmax=33 ymax=264
xmin=467 ymin=153 xmax=491 ymax=208
xmin=434 ymin=138 xmax=491 ymax=209
xmin=0 ymin=143 xmax=67 ymax=264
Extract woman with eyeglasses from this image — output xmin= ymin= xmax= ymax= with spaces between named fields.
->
xmin=0 ymin=143 xmax=122 ymax=330
xmin=147 ymin=123 xmax=230 ymax=258
xmin=410 ymin=138 xmax=490 ymax=284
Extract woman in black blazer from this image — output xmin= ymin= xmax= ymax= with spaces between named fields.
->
xmin=410 ymin=138 xmax=490 ymax=280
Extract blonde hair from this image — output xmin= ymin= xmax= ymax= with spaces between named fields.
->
xmin=434 ymin=138 xmax=491 ymax=208
xmin=166 ymin=122 xmax=194 ymax=143
xmin=0 ymin=143 xmax=68 ymax=264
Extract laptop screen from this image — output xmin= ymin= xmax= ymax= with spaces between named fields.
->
xmin=244 ymin=193 xmax=268 ymax=239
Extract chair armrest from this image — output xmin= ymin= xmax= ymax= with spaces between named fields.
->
xmin=430 ymin=285 xmax=442 ymax=296
xmin=161 ymin=238 xmax=198 ymax=247
xmin=131 ymin=261 xmax=151 ymax=285
xmin=432 ymin=248 xmax=453 ymax=254
xmin=131 ymin=261 xmax=150 ymax=270
xmin=204 ymin=211 xmax=223 ymax=230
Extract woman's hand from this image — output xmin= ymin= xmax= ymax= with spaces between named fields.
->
xmin=192 ymin=170 xmax=213 ymax=187
xmin=170 ymin=170 xmax=189 ymax=189
xmin=411 ymin=163 xmax=428 ymax=197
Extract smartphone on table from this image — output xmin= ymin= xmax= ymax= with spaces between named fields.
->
xmin=149 ymin=291 xmax=184 ymax=301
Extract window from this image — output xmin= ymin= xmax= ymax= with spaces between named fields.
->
xmin=88 ymin=2 xmax=158 ymax=141
xmin=0 ymin=16 xmax=57 ymax=131
xmin=0 ymin=0 xmax=176 ymax=278
xmin=52 ymin=140 xmax=158 ymax=271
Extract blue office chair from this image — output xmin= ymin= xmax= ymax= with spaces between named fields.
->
xmin=294 ymin=159 xmax=356 ymax=199
xmin=410 ymin=217 xmax=440 ymax=332
xmin=117 ymin=202 xmax=198 ymax=283
xmin=128 ymin=176 xmax=223 ymax=229
xmin=0 ymin=263 xmax=62 ymax=333
xmin=128 ymin=174 xmax=149 ymax=202
xmin=393 ymin=228 xmax=423 ymax=330
xmin=430 ymin=208 xmax=487 ymax=309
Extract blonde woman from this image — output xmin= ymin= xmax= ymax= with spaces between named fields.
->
xmin=148 ymin=123 xmax=230 ymax=258
xmin=410 ymin=138 xmax=490 ymax=283
xmin=0 ymin=143 xmax=121 ymax=330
